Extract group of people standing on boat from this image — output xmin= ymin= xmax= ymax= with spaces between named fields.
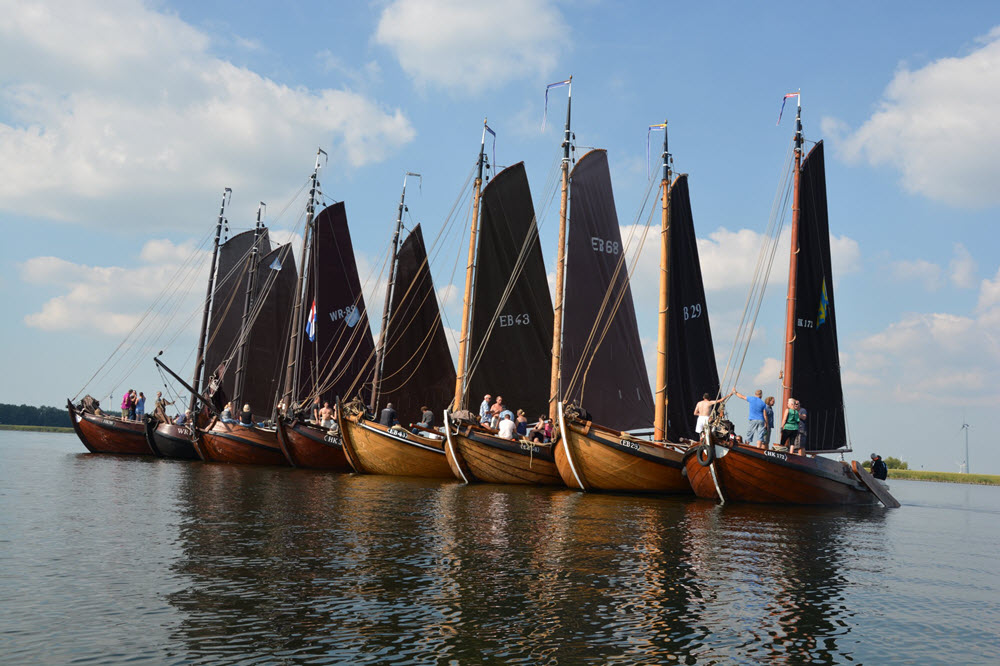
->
xmin=696 ymin=388 xmax=809 ymax=454
xmin=118 ymin=390 xmax=145 ymax=421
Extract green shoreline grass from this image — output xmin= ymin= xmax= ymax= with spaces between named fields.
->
xmin=0 ymin=424 xmax=73 ymax=433
xmin=885 ymin=469 xmax=1000 ymax=486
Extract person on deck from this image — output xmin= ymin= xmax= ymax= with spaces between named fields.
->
xmin=490 ymin=396 xmax=505 ymax=428
xmin=529 ymin=414 xmax=547 ymax=443
xmin=239 ymin=404 xmax=253 ymax=426
xmin=311 ymin=397 xmax=321 ymax=423
xmin=379 ymin=402 xmax=398 ymax=427
xmin=220 ymin=402 xmax=238 ymax=424
xmin=733 ymin=389 xmax=767 ymax=448
xmin=153 ymin=392 xmax=173 ymax=423
xmin=127 ymin=390 xmax=138 ymax=421
xmin=515 ymin=409 xmax=528 ymax=437
xmin=479 ymin=394 xmax=492 ymax=426
xmin=411 ymin=405 xmax=433 ymax=434
xmin=174 ymin=410 xmax=191 ymax=426
xmin=763 ymin=396 xmax=776 ymax=449
xmin=779 ymin=398 xmax=800 ymax=451
xmin=318 ymin=402 xmax=335 ymax=429
xmin=693 ymin=391 xmax=731 ymax=436
xmin=870 ymin=453 xmax=888 ymax=480
xmin=121 ymin=392 xmax=131 ymax=419
xmin=497 ymin=413 xmax=517 ymax=440
xmin=795 ymin=403 xmax=807 ymax=454
xmin=136 ymin=392 xmax=146 ymax=420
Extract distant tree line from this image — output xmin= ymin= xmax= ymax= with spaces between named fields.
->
xmin=0 ymin=403 xmax=70 ymax=428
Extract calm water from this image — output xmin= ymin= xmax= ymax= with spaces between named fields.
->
xmin=1 ymin=431 xmax=998 ymax=664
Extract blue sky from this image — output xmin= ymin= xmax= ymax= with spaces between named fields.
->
xmin=2 ymin=0 xmax=998 ymax=473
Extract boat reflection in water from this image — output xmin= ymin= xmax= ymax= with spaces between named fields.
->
xmin=681 ymin=500 xmax=887 ymax=662
xmin=164 ymin=461 xmax=886 ymax=663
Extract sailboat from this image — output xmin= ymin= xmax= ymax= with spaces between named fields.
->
xmin=145 ymin=189 xmax=231 ymax=460
xmin=555 ymin=122 xmax=718 ymax=493
xmin=68 ymin=396 xmax=153 ymax=455
xmin=68 ymin=190 xmax=239 ymax=458
xmin=338 ymin=176 xmax=457 ymax=478
xmin=193 ymin=206 xmax=297 ymax=466
xmin=682 ymin=96 xmax=899 ymax=507
xmin=275 ymin=200 xmax=376 ymax=470
xmin=443 ymin=122 xmax=560 ymax=485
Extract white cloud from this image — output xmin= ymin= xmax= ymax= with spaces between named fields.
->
xmin=890 ymin=258 xmax=942 ymax=291
xmin=752 ymin=357 xmax=782 ymax=388
xmin=374 ymin=0 xmax=569 ymax=93
xmin=621 ymin=224 xmax=860 ymax=301
xmin=0 ymin=0 xmax=414 ymax=228
xmin=949 ymin=243 xmax=977 ymax=288
xmin=834 ymin=26 xmax=1000 ymax=207
xmin=21 ymin=239 xmax=209 ymax=335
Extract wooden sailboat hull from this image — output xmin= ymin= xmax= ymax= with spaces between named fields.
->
xmin=144 ymin=419 xmax=199 ymax=460
xmin=339 ymin=412 xmax=452 ymax=478
xmin=444 ymin=419 xmax=563 ymax=485
xmin=67 ymin=400 xmax=153 ymax=455
xmin=682 ymin=441 xmax=877 ymax=505
xmin=276 ymin=418 xmax=351 ymax=471
xmin=198 ymin=419 xmax=287 ymax=466
xmin=556 ymin=408 xmax=690 ymax=494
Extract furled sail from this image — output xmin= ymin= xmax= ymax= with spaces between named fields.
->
xmin=203 ymin=228 xmax=271 ymax=403
xmin=562 ymin=149 xmax=652 ymax=431
xmin=296 ymin=202 xmax=376 ymax=408
xmin=666 ymin=174 xmax=720 ymax=442
xmin=377 ymin=224 xmax=456 ymax=427
xmin=792 ymin=141 xmax=846 ymax=451
xmin=466 ymin=162 xmax=554 ymax=419
xmin=243 ymin=242 xmax=298 ymax=418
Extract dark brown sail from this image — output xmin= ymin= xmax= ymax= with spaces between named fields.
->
xmin=296 ymin=202 xmax=376 ymax=407
xmin=792 ymin=141 xmax=846 ymax=451
xmin=377 ymin=224 xmax=455 ymax=426
xmin=467 ymin=162 xmax=554 ymax=418
xmin=203 ymin=228 xmax=270 ymax=402
xmin=562 ymin=149 xmax=652 ymax=431
xmin=242 ymin=242 xmax=297 ymax=418
xmin=666 ymin=174 xmax=720 ymax=442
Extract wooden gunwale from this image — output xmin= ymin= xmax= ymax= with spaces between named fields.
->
xmin=446 ymin=420 xmax=562 ymax=486
xmin=339 ymin=411 xmax=452 ymax=478
xmin=681 ymin=441 xmax=876 ymax=505
xmin=198 ymin=419 xmax=287 ymax=466
xmin=557 ymin=410 xmax=690 ymax=494
xmin=146 ymin=420 xmax=200 ymax=460
xmin=275 ymin=417 xmax=350 ymax=471
xmin=67 ymin=399 xmax=153 ymax=455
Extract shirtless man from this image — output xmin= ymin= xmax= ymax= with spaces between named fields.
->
xmin=693 ymin=391 xmax=732 ymax=436
xmin=318 ymin=402 xmax=335 ymax=428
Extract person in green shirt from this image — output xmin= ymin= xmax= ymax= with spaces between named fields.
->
xmin=779 ymin=398 xmax=800 ymax=451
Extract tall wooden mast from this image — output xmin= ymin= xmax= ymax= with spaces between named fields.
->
xmin=370 ymin=171 xmax=420 ymax=414
xmin=281 ymin=148 xmax=326 ymax=416
xmin=653 ymin=122 xmax=671 ymax=441
xmin=781 ymin=96 xmax=803 ymax=408
xmin=548 ymin=76 xmax=572 ymax=420
xmin=232 ymin=203 xmax=265 ymax=410
xmin=453 ymin=120 xmax=488 ymax=412
xmin=187 ymin=187 xmax=230 ymax=416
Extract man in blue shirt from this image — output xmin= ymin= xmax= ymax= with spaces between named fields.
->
xmin=734 ymin=389 xmax=768 ymax=448
xmin=479 ymin=394 xmax=492 ymax=426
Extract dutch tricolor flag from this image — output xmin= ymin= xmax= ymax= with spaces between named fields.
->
xmin=306 ymin=300 xmax=317 ymax=342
